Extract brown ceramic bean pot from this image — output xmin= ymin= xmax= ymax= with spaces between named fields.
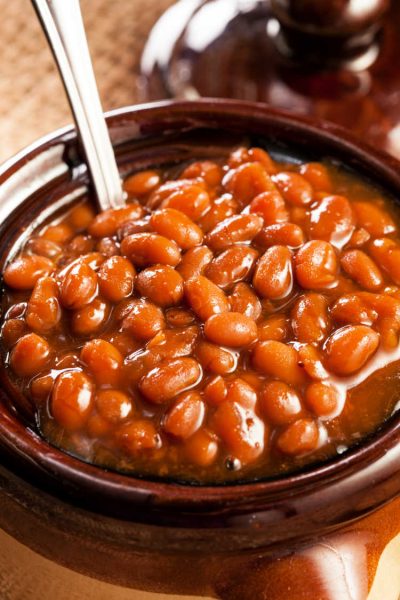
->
xmin=0 ymin=101 xmax=399 ymax=600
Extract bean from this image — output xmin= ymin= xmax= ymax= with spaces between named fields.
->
xmin=309 ymin=195 xmax=355 ymax=248
xmin=255 ymin=223 xmax=305 ymax=249
xmin=106 ymin=332 xmax=141 ymax=357
xmin=205 ymin=245 xmax=258 ymax=289
xmin=290 ymin=206 xmax=309 ymax=229
xmin=161 ymin=184 xmax=211 ymax=221
xmin=97 ymin=256 xmax=135 ymax=303
xmin=87 ymin=414 xmax=113 ymax=438
xmin=147 ymin=325 xmax=199 ymax=360
xmin=310 ymin=191 xmax=330 ymax=204
xmin=72 ymin=298 xmax=110 ymax=336
xmin=95 ymin=237 xmax=120 ymax=257
xmin=253 ymin=246 xmax=293 ymax=299
xmin=59 ymin=261 xmax=97 ymax=310
xmin=237 ymin=370 xmax=265 ymax=391
xmin=198 ymin=194 xmax=239 ymax=233
xmin=260 ymin=381 xmax=302 ymax=425
xmin=224 ymin=162 xmax=274 ymax=205
xmin=180 ymin=161 xmax=224 ymax=188
xmin=4 ymin=254 xmax=54 ymax=290
xmin=55 ymin=353 xmax=80 ymax=370
xmin=249 ymin=190 xmax=289 ymax=224
xmin=299 ymin=163 xmax=332 ymax=192
xmin=204 ymin=376 xmax=228 ymax=406
xmin=305 ymin=382 xmax=341 ymax=417
xmin=358 ymin=292 xmax=400 ymax=325
xmin=124 ymin=170 xmax=160 ymax=197
xmin=298 ymin=344 xmax=329 ymax=380
xmin=147 ymin=328 xmax=199 ymax=362
xmin=25 ymin=237 xmax=61 ymax=259
xmin=51 ymin=371 xmax=94 ymax=431
xmin=136 ymin=265 xmax=184 ymax=307
xmin=324 ymin=325 xmax=379 ymax=375
xmin=185 ymin=429 xmax=218 ymax=466
xmin=68 ymin=235 xmax=95 ymax=257
xmin=330 ymin=294 xmax=378 ymax=326
xmin=206 ymin=214 xmax=263 ymax=251
xmin=177 ymin=246 xmax=213 ymax=280
xmin=68 ymin=203 xmax=96 ymax=230
xmin=195 ymin=341 xmax=237 ymax=375
xmin=163 ymin=391 xmax=205 ymax=439
xmin=151 ymin=208 xmax=203 ymax=250
xmin=226 ymin=378 xmax=257 ymax=410
xmin=1 ymin=318 xmax=26 ymax=348
xmin=148 ymin=179 xmax=200 ymax=206
xmin=149 ymin=180 xmax=210 ymax=220
xmin=41 ymin=223 xmax=74 ymax=244
xmin=295 ymin=240 xmax=338 ymax=289
xmin=147 ymin=327 xmax=199 ymax=361
xmin=30 ymin=373 xmax=54 ymax=404
xmin=353 ymin=201 xmax=396 ymax=237
xmin=204 ymin=312 xmax=258 ymax=347
xmin=88 ymin=203 xmax=145 ymax=238
xmin=228 ymin=147 xmax=276 ymax=174
xmin=60 ymin=252 xmax=104 ymax=274
xmin=121 ymin=299 xmax=165 ymax=341
xmin=291 ymin=293 xmax=329 ymax=343
xmin=166 ymin=308 xmax=195 ymax=328
xmin=340 ymin=250 xmax=383 ymax=291
xmin=258 ymin=314 xmax=290 ymax=342
xmin=272 ymin=172 xmax=313 ymax=206
xmin=116 ymin=420 xmax=161 ymax=452
xmin=120 ymin=233 xmax=181 ymax=267
xmin=80 ymin=339 xmax=123 ymax=386
xmin=276 ymin=419 xmax=319 ymax=455
xmin=123 ymin=349 xmax=160 ymax=386
xmin=229 ymin=282 xmax=262 ymax=321
xmin=369 ymin=238 xmax=400 ymax=285
xmin=86 ymin=251 xmax=107 ymax=268
xmin=26 ymin=277 xmax=61 ymax=333
xmin=139 ymin=357 xmax=202 ymax=404
xmin=117 ymin=217 xmax=152 ymax=240
xmin=378 ymin=320 xmax=399 ymax=350
xmin=114 ymin=298 xmax=138 ymax=321
xmin=347 ymin=227 xmax=371 ymax=248
xmin=10 ymin=333 xmax=50 ymax=377
xmin=96 ymin=389 xmax=133 ymax=423
xmin=184 ymin=275 xmax=229 ymax=321
xmin=212 ymin=401 xmax=265 ymax=465
xmin=252 ymin=340 xmax=305 ymax=385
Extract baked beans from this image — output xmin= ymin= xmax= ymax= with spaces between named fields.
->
xmin=2 ymin=148 xmax=400 ymax=482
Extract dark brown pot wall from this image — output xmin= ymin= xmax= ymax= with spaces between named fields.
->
xmin=1 ymin=461 xmax=399 ymax=599
xmin=1 ymin=462 xmax=399 ymax=599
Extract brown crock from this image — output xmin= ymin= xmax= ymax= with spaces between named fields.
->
xmin=0 ymin=100 xmax=399 ymax=600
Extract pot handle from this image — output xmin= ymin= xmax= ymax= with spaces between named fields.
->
xmin=213 ymin=530 xmax=399 ymax=600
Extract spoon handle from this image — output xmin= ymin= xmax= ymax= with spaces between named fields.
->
xmin=31 ymin=0 xmax=125 ymax=211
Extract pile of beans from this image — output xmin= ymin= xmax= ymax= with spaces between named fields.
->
xmin=2 ymin=146 xmax=400 ymax=482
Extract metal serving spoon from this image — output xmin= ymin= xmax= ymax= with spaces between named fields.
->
xmin=31 ymin=0 xmax=125 ymax=211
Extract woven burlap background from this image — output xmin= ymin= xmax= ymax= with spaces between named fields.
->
xmin=0 ymin=0 xmax=175 ymax=163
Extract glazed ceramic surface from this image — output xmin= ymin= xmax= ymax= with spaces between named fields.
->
xmin=141 ymin=0 xmax=400 ymax=158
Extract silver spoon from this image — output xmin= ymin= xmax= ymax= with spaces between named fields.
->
xmin=31 ymin=0 xmax=125 ymax=211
